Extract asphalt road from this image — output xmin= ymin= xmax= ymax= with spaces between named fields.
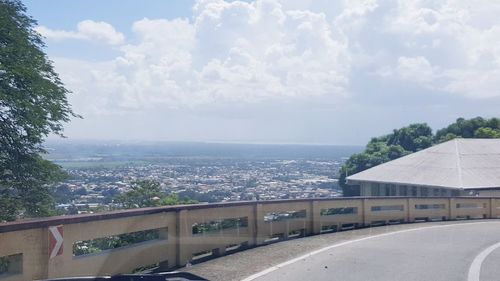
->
xmin=243 ymin=221 xmax=500 ymax=281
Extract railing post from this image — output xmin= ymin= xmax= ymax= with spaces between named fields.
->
xmin=310 ymin=200 xmax=319 ymax=235
xmin=254 ymin=203 xmax=264 ymax=245
xmin=449 ymin=197 xmax=456 ymax=220
xmin=362 ymin=198 xmax=367 ymax=227
xmin=406 ymin=198 xmax=412 ymax=223
xmin=488 ymin=197 xmax=494 ymax=219
xmin=176 ymin=209 xmax=189 ymax=267
xmin=251 ymin=202 xmax=258 ymax=247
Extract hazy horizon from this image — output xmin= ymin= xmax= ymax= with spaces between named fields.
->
xmin=45 ymin=137 xmax=364 ymax=147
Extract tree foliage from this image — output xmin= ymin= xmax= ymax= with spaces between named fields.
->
xmin=0 ymin=0 xmax=77 ymax=221
xmin=474 ymin=127 xmax=500 ymax=138
xmin=114 ymin=180 xmax=197 ymax=209
xmin=340 ymin=117 xmax=500 ymax=196
xmin=434 ymin=117 xmax=500 ymax=142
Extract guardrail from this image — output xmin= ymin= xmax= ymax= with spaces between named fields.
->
xmin=1 ymin=196 xmax=499 ymax=281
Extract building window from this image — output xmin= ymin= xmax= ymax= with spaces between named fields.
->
xmin=384 ymin=184 xmax=390 ymax=196
xmin=371 ymin=183 xmax=380 ymax=196
xmin=390 ymin=184 xmax=397 ymax=196
xmin=433 ymin=188 xmax=440 ymax=197
xmin=411 ymin=186 xmax=417 ymax=196
xmin=400 ymin=185 xmax=408 ymax=196
xmin=421 ymin=187 xmax=428 ymax=197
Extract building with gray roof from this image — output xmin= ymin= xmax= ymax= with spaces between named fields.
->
xmin=346 ymin=138 xmax=500 ymax=197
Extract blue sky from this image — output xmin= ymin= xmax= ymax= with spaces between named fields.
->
xmin=22 ymin=0 xmax=500 ymax=145
xmin=24 ymin=0 xmax=194 ymax=30
xmin=24 ymin=0 xmax=194 ymax=60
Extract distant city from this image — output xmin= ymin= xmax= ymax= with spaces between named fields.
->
xmin=45 ymin=141 xmax=362 ymax=214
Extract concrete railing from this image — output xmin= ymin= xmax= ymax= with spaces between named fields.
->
xmin=1 ymin=196 xmax=500 ymax=281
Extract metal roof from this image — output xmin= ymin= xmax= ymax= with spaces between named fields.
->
xmin=346 ymin=138 xmax=500 ymax=189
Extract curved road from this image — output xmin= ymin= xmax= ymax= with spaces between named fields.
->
xmin=243 ymin=221 xmax=500 ymax=281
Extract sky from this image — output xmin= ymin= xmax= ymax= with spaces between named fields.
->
xmin=22 ymin=0 xmax=500 ymax=145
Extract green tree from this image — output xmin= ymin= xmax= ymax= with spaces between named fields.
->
xmin=115 ymin=180 xmax=163 ymax=209
xmin=0 ymin=0 xmax=77 ymax=221
xmin=387 ymin=123 xmax=433 ymax=152
xmin=434 ymin=117 xmax=500 ymax=142
xmin=159 ymin=193 xmax=197 ymax=205
xmin=53 ymin=184 xmax=73 ymax=204
xmin=438 ymin=133 xmax=459 ymax=142
xmin=474 ymin=127 xmax=500 ymax=138
xmin=114 ymin=180 xmax=197 ymax=209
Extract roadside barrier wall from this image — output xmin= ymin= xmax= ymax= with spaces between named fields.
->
xmin=1 ymin=197 xmax=499 ymax=280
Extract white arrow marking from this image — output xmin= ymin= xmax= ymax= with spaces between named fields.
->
xmin=49 ymin=226 xmax=63 ymax=259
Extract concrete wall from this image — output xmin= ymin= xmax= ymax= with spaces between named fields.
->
xmin=1 ymin=197 xmax=500 ymax=280
xmin=51 ymin=212 xmax=176 ymax=278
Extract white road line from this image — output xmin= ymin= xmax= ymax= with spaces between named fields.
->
xmin=241 ymin=221 xmax=500 ymax=281
xmin=467 ymin=241 xmax=500 ymax=281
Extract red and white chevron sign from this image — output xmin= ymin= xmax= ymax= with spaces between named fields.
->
xmin=48 ymin=225 xmax=64 ymax=258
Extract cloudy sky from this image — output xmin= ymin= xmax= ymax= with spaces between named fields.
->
xmin=24 ymin=0 xmax=500 ymax=145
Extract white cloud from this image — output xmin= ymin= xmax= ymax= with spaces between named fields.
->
xmin=50 ymin=0 xmax=500 ymax=117
xmin=349 ymin=0 xmax=500 ymax=99
xmin=37 ymin=20 xmax=124 ymax=45
xmin=396 ymin=56 xmax=436 ymax=83
xmin=55 ymin=0 xmax=350 ymax=114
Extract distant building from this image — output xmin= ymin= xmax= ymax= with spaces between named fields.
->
xmin=346 ymin=139 xmax=500 ymax=197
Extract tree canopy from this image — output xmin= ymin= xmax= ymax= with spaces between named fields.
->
xmin=114 ymin=180 xmax=197 ymax=209
xmin=340 ymin=117 xmax=500 ymax=196
xmin=0 ymin=0 xmax=77 ymax=221
xmin=435 ymin=117 xmax=500 ymax=142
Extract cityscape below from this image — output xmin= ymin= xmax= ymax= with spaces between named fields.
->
xmin=45 ymin=141 xmax=362 ymax=214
